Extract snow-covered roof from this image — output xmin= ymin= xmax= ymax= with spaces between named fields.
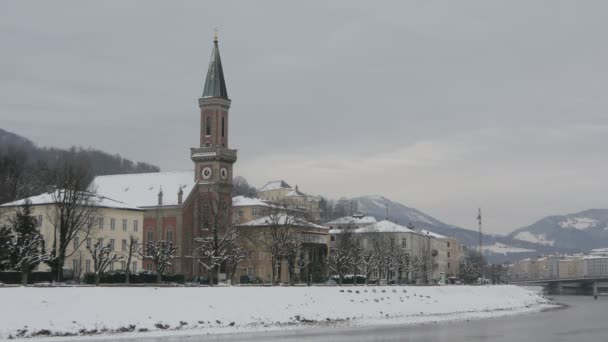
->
xmin=286 ymin=189 xmax=304 ymax=197
xmin=591 ymin=248 xmax=608 ymax=254
xmin=325 ymin=215 xmax=377 ymax=225
xmin=582 ymin=255 xmax=608 ymax=260
xmin=0 ymin=191 xmax=140 ymax=211
xmin=92 ymin=171 xmax=195 ymax=207
xmin=330 ymin=220 xmax=416 ymax=234
xmin=232 ymin=196 xmax=272 ymax=207
xmin=239 ymin=214 xmax=327 ymax=230
xmin=420 ymin=229 xmax=447 ymax=239
xmin=258 ymin=180 xmax=292 ymax=192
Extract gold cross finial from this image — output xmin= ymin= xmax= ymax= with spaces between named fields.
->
xmin=214 ymin=28 xmax=218 ymax=42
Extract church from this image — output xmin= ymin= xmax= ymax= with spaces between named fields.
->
xmin=93 ymin=34 xmax=236 ymax=278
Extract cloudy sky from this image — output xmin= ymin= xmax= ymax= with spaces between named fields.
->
xmin=2 ymin=1 xmax=607 ymax=234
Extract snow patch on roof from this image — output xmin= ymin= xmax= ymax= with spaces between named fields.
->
xmin=232 ymin=196 xmax=272 ymax=207
xmin=239 ymin=214 xmax=327 ymax=230
xmin=258 ymin=180 xmax=292 ymax=192
xmin=330 ymin=220 xmax=417 ymax=234
xmin=0 ymin=191 xmax=140 ymax=210
xmin=92 ymin=171 xmax=195 ymax=207
xmin=325 ymin=215 xmax=378 ymax=225
xmin=419 ymin=229 xmax=447 ymax=239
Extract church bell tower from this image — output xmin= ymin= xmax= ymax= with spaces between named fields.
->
xmin=191 ymin=33 xmax=237 ymax=203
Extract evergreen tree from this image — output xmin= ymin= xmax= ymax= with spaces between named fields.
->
xmin=8 ymin=200 xmax=50 ymax=285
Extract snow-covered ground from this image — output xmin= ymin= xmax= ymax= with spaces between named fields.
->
xmin=0 ymin=285 xmax=552 ymax=340
xmin=514 ymin=231 xmax=555 ymax=246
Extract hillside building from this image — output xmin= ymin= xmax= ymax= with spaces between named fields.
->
xmin=324 ymin=214 xmax=377 ymax=230
xmin=258 ymin=181 xmax=321 ymax=222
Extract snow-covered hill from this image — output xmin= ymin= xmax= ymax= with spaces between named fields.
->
xmin=508 ymin=209 xmax=608 ymax=251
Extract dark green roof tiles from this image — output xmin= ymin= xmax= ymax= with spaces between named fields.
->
xmin=202 ymin=39 xmax=228 ymax=99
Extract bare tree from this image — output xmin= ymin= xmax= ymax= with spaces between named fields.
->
xmin=392 ymin=252 xmax=411 ymax=285
xmin=124 ymin=236 xmax=141 ymax=284
xmin=418 ymin=248 xmax=437 ymax=285
xmin=328 ymin=228 xmax=356 ymax=286
xmin=46 ymin=158 xmax=98 ymax=281
xmin=87 ymin=241 xmax=124 ymax=286
xmin=224 ymin=245 xmax=246 ymax=285
xmin=368 ymin=231 xmax=397 ymax=285
xmin=459 ymin=250 xmax=485 ymax=284
xmin=241 ymin=208 xmax=298 ymax=285
xmin=145 ymin=240 xmax=177 ymax=283
xmin=284 ymin=237 xmax=307 ymax=286
xmin=359 ymin=250 xmax=380 ymax=285
xmin=196 ymin=193 xmax=241 ymax=286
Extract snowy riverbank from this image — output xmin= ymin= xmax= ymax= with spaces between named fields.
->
xmin=0 ymin=285 xmax=552 ymax=340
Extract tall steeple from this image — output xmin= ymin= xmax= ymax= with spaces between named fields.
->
xmin=202 ymin=32 xmax=228 ymax=99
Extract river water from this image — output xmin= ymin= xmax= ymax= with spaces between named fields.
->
xmin=108 ymin=295 xmax=608 ymax=342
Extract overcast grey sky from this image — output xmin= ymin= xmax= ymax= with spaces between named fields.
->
xmin=2 ymin=1 xmax=607 ymax=234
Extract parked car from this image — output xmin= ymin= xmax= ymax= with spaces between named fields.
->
xmin=240 ymin=275 xmax=263 ymax=284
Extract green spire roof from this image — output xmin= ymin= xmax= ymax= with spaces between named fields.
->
xmin=202 ymin=37 xmax=228 ymax=99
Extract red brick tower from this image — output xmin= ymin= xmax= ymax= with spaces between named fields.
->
xmin=190 ymin=33 xmax=237 ymax=276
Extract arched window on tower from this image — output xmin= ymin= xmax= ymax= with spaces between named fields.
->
xmin=221 ymin=117 xmax=225 ymax=138
xmin=206 ymin=116 xmax=211 ymax=136
xmin=166 ymin=227 xmax=173 ymax=242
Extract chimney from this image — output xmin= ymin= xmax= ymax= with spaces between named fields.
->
xmin=158 ymin=187 xmax=163 ymax=206
xmin=177 ymin=186 xmax=183 ymax=205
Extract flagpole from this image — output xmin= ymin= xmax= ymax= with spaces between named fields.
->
xmin=477 ymin=208 xmax=482 ymax=255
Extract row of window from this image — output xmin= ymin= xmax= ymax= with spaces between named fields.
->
xmin=73 ymin=237 xmax=139 ymax=252
xmin=145 ymin=226 xmax=173 ymax=242
xmin=36 ymin=216 xmax=139 ymax=233
xmin=91 ymin=218 xmax=139 ymax=232
xmin=329 ymin=236 xmax=408 ymax=248
xmin=72 ymin=259 xmax=137 ymax=273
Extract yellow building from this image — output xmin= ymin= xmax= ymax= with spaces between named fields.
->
xmin=233 ymin=196 xmax=305 ymax=225
xmin=1 ymin=191 xmax=144 ymax=279
xmin=558 ymin=258 xmax=582 ymax=278
xmin=421 ymin=230 xmax=461 ymax=278
xmin=236 ymin=214 xmax=329 ymax=284
xmin=258 ymin=181 xmax=321 ymax=222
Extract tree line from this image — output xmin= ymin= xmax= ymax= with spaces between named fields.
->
xmin=0 ymin=128 xmax=159 ymax=204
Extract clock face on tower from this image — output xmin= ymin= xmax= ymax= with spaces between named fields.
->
xmin=201 ymin=167 xmax=212 ymax=180
xmin=220 ymin=167 xmax=228 ymax=180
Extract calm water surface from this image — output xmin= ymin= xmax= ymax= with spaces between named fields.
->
xmin=112 ymin=295 xmax=608 ymax=342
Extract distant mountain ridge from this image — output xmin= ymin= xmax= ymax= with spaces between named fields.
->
xmin=348 ymin=195 xmax=591 ymax=263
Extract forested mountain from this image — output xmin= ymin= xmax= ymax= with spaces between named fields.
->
xmin=0 ymin=128 xmax=160 ymax=204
